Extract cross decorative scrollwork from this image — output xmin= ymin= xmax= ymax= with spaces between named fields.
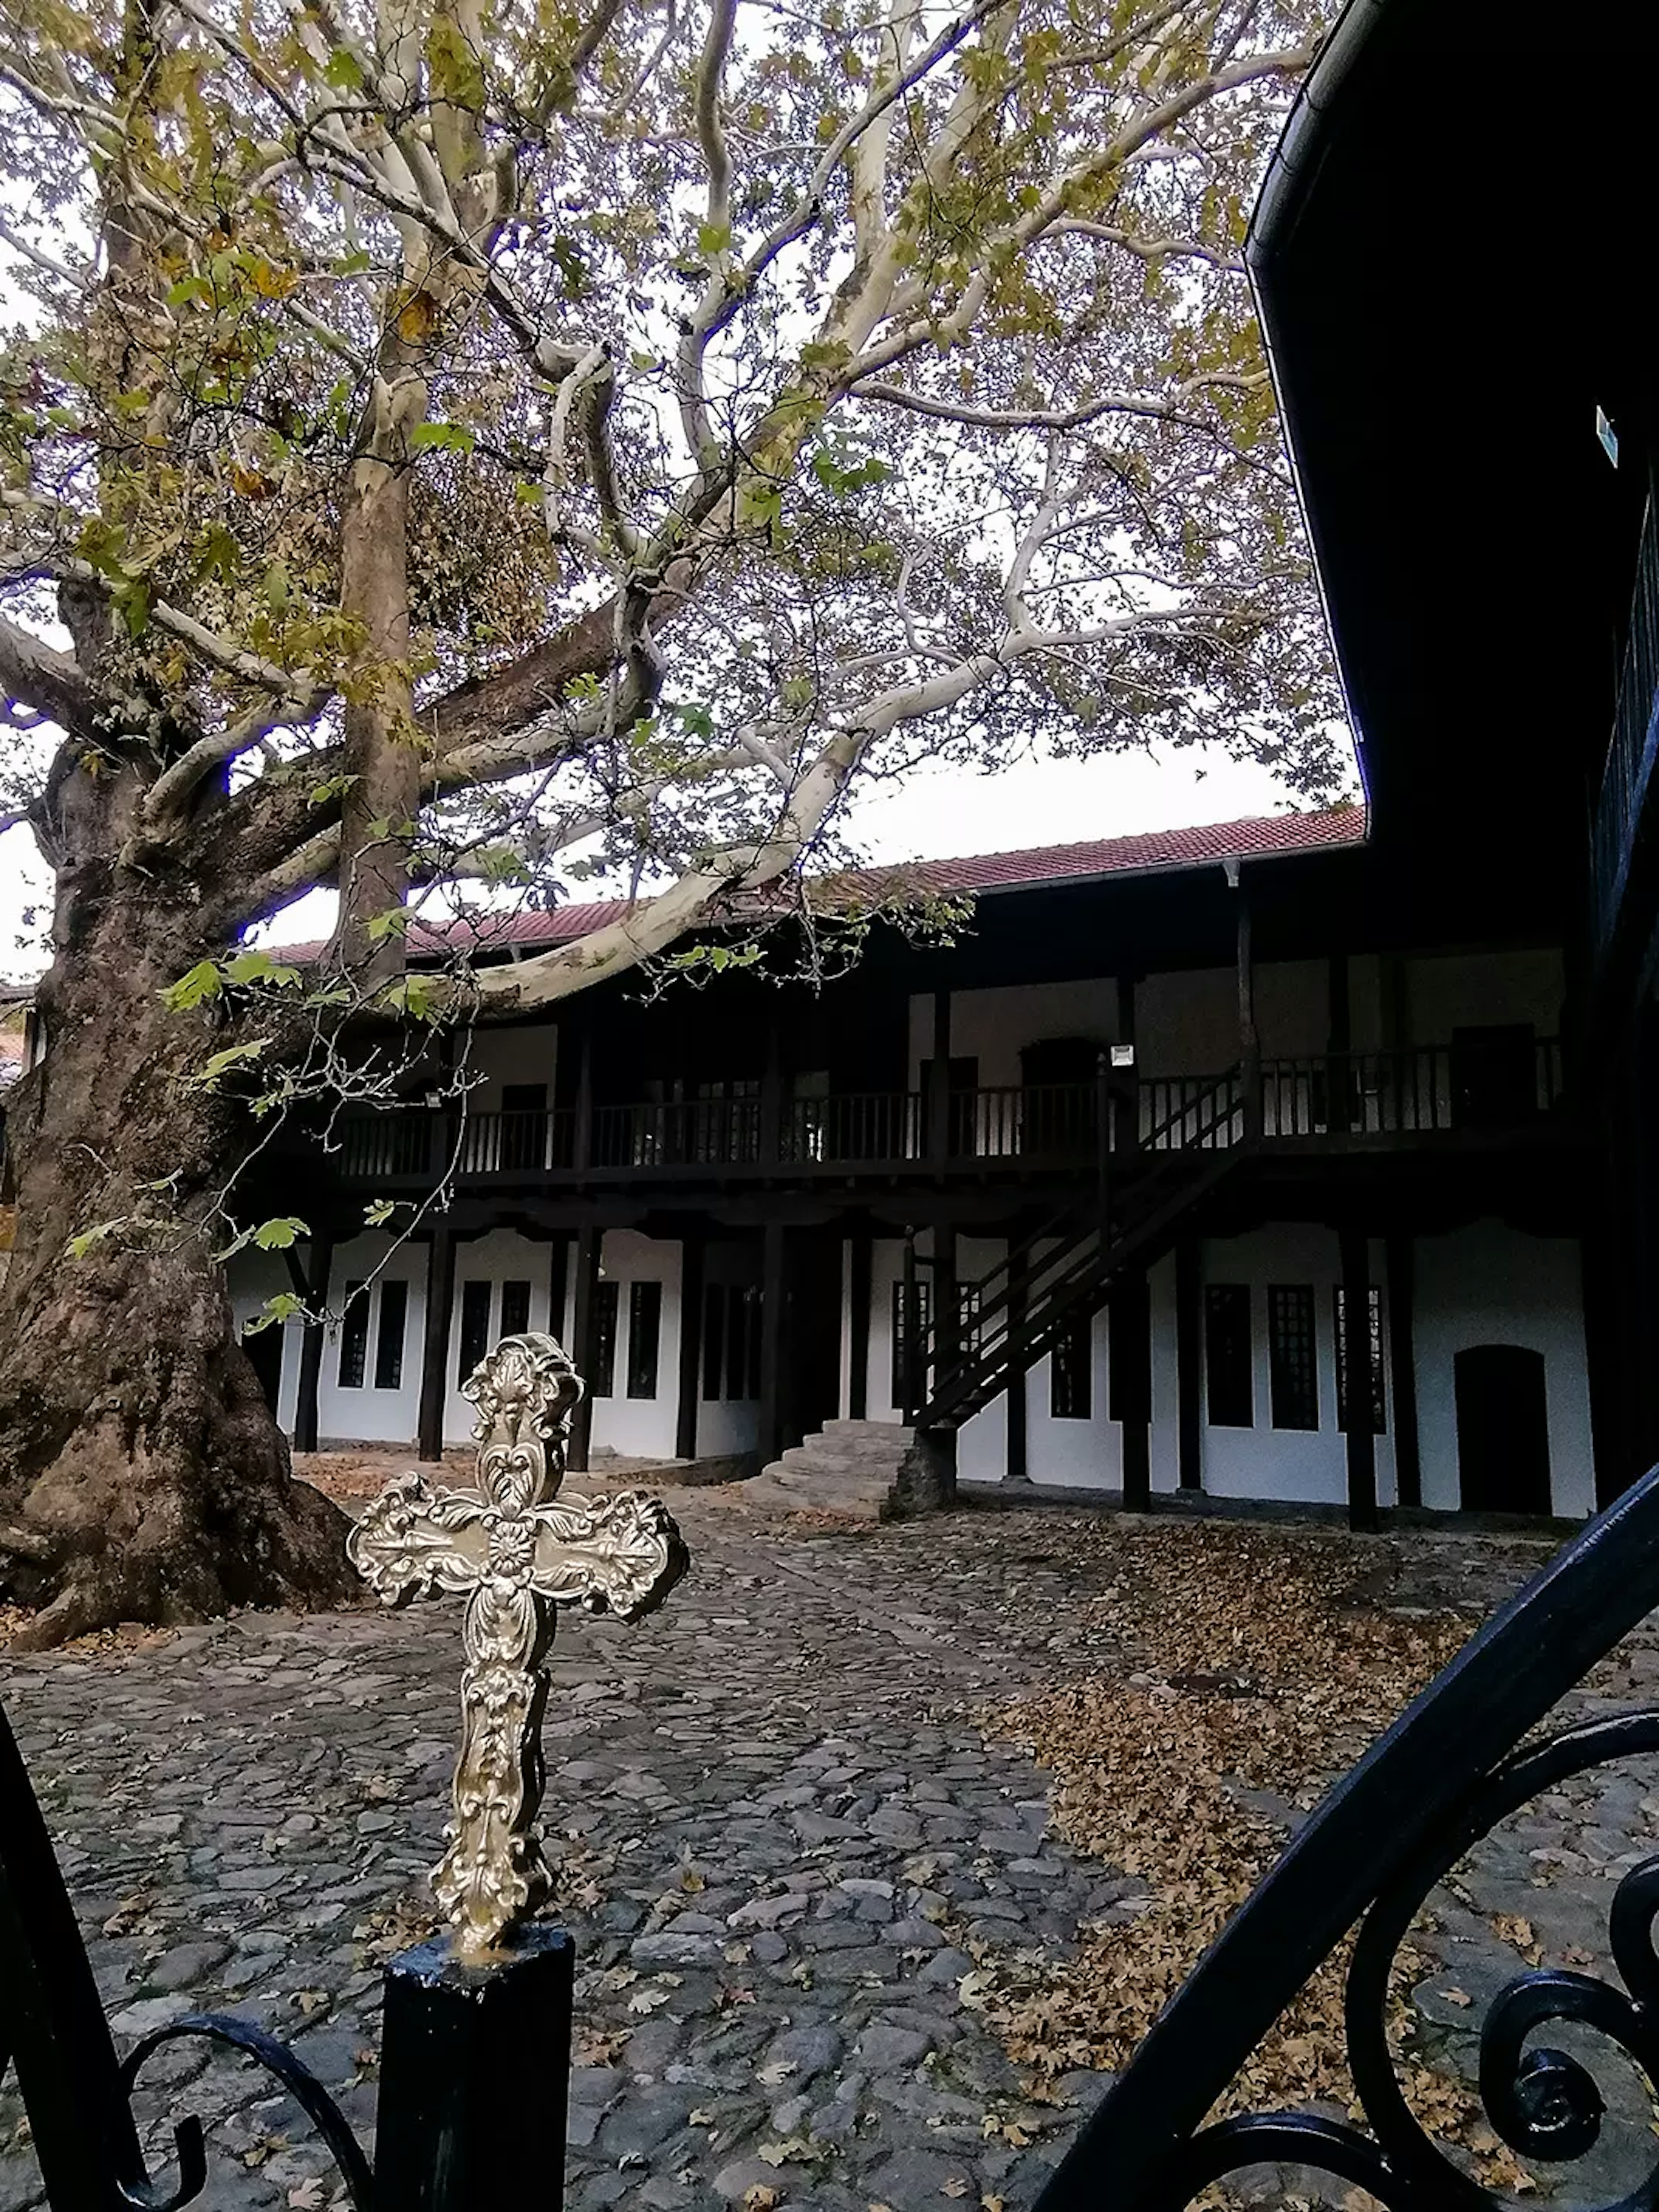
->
xmin=348 ymin=1331 xmax=688 ymax=1958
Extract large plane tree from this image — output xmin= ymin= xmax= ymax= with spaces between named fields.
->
xmin=0 ymin=0 xmax=1338 ymax=1641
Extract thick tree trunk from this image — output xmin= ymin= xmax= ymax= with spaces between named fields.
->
xmin=0 ymin=855 xmax=354 ymax=1648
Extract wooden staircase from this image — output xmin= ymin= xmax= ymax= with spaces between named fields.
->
xmin=905 ymin=1069 xmax=1245 ymax=1432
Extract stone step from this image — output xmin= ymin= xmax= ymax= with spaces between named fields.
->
xmin=777 ymin=1444 xmax=907 ymax=1475
xmin=820 ymin=1419 xmax=914 ymax=1442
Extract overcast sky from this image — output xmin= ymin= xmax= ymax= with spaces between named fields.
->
xmin=0 ymin=732 xmax=1346 ymax=979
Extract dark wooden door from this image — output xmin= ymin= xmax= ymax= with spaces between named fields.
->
xmin=1455 ymin=1344 xmax=1551 ymax=1513
xmin=1450 ymin=1025 xmax=1536 ymax=1127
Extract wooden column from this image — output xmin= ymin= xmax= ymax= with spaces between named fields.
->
xmin=676 ymin=1230 xmax=704 ymax=1461
xmin=756 ymin=1220 xmax=788 ymax=1466
xmin=1005 ymin=1247 xmax=1030 ymax=1485
xmin=416 ymin=1224 xmax=455 ymax=1463
xmin=1112 ymin=1271 xmax=1151 ymax=1511
xmin=930 ymin=986 xmax=959 ymax=1394
xmin=289 ymin=1232 xmax=333 ymax=1455
xmin=1385 ymin=1233 xmax=1421 ymax=1509
xmin=1175 ymin=1235 xmax=1202 ymax=1491
xmin=1341 ymin=1226 xmax=1379 ymax=1531
xmin=846 ymin=1230 xmax=872 ymax=1421
xmin=1236 ymin=876 xmax=1261 ymax=1137
xmin=548 ymin=1235 xmax=570 ymax=1346
xmin=1114 ymin=974 xmax=1138 ymax=1153
xmin=567 ymin=1225 xmax=602 ymax=1471
xmin=760 ymin=1022 xmax=783 ymax=1167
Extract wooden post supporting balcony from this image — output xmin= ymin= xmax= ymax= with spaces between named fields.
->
xmin=568 ymin=1225 xmax=601 ymax=1470
xmin=1114 ymin=974 xmax=1138 ymax=1153
xmin=1341 ymin=1226 xmax=1379 ymax=1531
xmin=416 ymin=1224 xmax=455 ymax=1463
xmin=1005 ymin=1248 xmax=1030 ymax=1485
xmin=760 ymin=1024 xmax=783 ymax=1168
xmin=289 ymin=1232 xmax=334 ymax=1455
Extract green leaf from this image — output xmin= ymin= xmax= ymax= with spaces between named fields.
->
xmin=324 ymin=45 xmax=364 ymax=89
xmin=162 ymin=960 xmax=224 ymax=1012
xmin=224 ymin=949 xmax=301 ymax=990
xmin=364 ymin=1199 xmax=397 ymax=1227
xmin=194 ymin=1038 xmax=271 ymax=1088
xmin=410 ymin=420 xmax=476 ymax=455
xmin=696 ymin=220 xmax=732 ymax=255
xmin=252 ymin=1216 xmax=310 ymax=1250
xmin=67 ymin=1220 xmax=118 ymax=1260
xmin=245 ymin=1291 xmax=304 ymax=1333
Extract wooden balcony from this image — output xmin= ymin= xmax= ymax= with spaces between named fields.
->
xmin=330 ymin=1040 xmax=1567 ymax=1191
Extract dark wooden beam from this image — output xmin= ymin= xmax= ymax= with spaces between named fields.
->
xmin=289 ymin=1231 xmax=334 ymax=1455
xmin=676 ymin=1230 xmax=704 ymax=1461
xmin=1176 ymin=1237 xmax=1203 ymax=1490
xmin=1341 ymin=1225 xmax=1379 ymax=1531
xmin=1005 ymin=1244 xmax=1029 ymax=1485
xmin=1385 ymin=1232 xmax=1421 ymax=1509
xmin=548 ymin=1234 xmax=570 ymax=1347
xmin=567 ymin=1225 xmax=602 ymax=1470
xmin=416 ymin=1225 xmax=456 ymax=1464
xmin=756 ymin=1219 xmax=787 ymax=1466
xmin=846 ymin=1230 xmax=872 ymax=1421
xmin=1235 ymin=876 xmax=1261 ymax=1137
xmin=1327 ymin=949 xmax=1352 ymax=1134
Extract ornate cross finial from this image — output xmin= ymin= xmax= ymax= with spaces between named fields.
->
xmin=347 ymin=1331 xmax=688 ymax=1959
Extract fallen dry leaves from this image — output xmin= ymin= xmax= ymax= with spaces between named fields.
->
xmin=969 ymin=1518 xmax=1528 ymax=2189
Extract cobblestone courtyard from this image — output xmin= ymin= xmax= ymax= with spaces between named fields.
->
xmin=4 ymin=1487 xmax=1657 ymax=2212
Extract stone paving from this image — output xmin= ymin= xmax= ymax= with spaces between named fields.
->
xmin=0 ymin=1491 xmax=1655 ymax=2210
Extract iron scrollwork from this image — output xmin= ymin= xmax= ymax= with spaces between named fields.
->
xmin=1033 ymin=1467 xmax=1659 ymax=2212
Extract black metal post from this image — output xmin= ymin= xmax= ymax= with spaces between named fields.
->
xmin=377 ymin=1927 xmax=574 ymax=2212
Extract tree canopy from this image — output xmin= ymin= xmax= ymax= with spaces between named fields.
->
xmin=1 ymin=0 xmax=1340 ymax=1008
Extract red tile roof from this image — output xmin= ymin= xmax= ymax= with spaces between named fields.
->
xmin=281 ymin=806 xmax=1367 ymax=960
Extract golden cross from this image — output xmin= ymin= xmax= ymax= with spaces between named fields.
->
xmin=347 ymin=1331 xmax=688 ymax=1959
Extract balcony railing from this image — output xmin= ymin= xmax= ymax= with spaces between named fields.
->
xmin=334 ymin=1041 xmax=1565 ymax=1184
xmin=1592 ymin=489 xmax=1659 ymax=957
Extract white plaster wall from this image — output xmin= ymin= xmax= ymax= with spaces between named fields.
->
xmin=226 ymin=1250 xmax=302 ymax=1432
xmin=460 ymin=1022 xmax=559 ymax=1108
xmin=1413 ymin=1222 xmax=1593 ymax=1518
xmin=906 ymin=980 xmax=1118 ymax=1090
xmin=1194 ymin=1225 xmax=1395 ymax=1508
xmin=1135 ymin=970 xmax=1235 ymax=1078
xmin=315 ymin=1231 xmax=430 ymax=1447
xmin=1254 ymin=961 xmax=1332 ymax=1060
xmin=1404 ymin=950 xmax=1565 ymax=1044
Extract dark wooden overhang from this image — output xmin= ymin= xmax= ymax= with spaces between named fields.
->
xmin=1246 ymin=0 xmax=1659 ymax=940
